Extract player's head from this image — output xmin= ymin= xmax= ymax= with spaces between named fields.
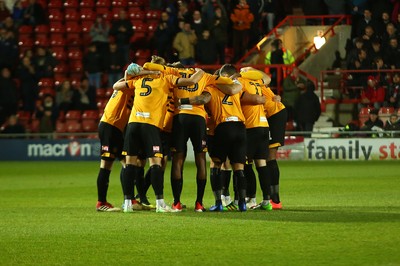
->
xmin=168 ymin=61 xmax=185 ymax=68
xmin=219 ymin=64 xmax=237 ymax=77
xmin=127 ymin=63 xmax=141 ymax=75
xmin=151 ymin=55 xmax=166 ymax=65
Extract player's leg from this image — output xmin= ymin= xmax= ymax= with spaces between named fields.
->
xmin=267 ymin=148 xmax=281 ymax=208
xmin=221 ymin=159 xmax=232 ymax=206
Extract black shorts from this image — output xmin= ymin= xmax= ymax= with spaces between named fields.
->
xmin=98 ymin=121 xmax=125 ymax=161
xmin=212 ymin=122 xmax=246 ymax=164
xmin=171 ymin=114 xmax=207 ymax=153
xmin=161 ymin=131 xmax=172 ymax=157
xmin=246 ymin=127 xmax=269 ymax=160
xmin=206 ymin=134 xmax=215 ymax=158
xmin=123 ymin=122 xmax=163 ymax=159
xmin=268 ymin=108 xmax=287 ymax=148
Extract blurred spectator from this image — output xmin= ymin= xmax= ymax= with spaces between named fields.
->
xmin=1 ymin=17 xmax=18 ymax=36
xmin=209 ymin=6 xmax=228 ymax=64
xmin=90 ymin=15 xmax=110 ymax=56
xmin=346 ymin=37 xmax=364 ymax=68
xmin=265 ymin=39 xmax=294 ymax=87
xmin=373 ymin=56 xmax=390 ymax=86
xmin=196 ymin=29 xmax=217 ymax=65
xmin=230 ymin=0 xmax=254 ymax=62
xmin=32 ymin=47 xmax=58 ymax=79
xmin=83 ymin=43 xmax=103 ymax=89
xmin=11 ymin=0 xmax=25 ymax=27
xmin=0 ymin=114 xmax=25 ymax=138
xmin=383 ymin=113 xmax=400 ymax=137
xmin=0 ymin=67 xmax=18 ymax=125
xmin=360 ymin=25 xmax=377 ymax=51
xmin=0 ymin=28 xmax=18 ymax=69
xmin=294 ymin=81 xmax=321 ymax=137
xmin=246 ymin=0 xmax=264 ymax=48
xmin=17 ymin=56 xmax=38 ymax=112
xmin=0 ymin=0 xmax=10 ymax=22
xmin=201 ymin=0 xmax=226 ymax=23
xmin=110 ymin=10 xmax=133 ymax=64
xmin=72 ymin=77 xmax=96 ymax=111
xmin=300 ymin=0 xmax=327 ymax=25
xmin=103 ymin=42 xmax=125 ymax=88
xmin=369 ymin=39 xmax=383 ymax=62
xmin=377 ymin=11 xmax=392 ymax=36
xmin=384 ymin=37 xmax=400 ymax=69
xmin=23 ymin=0 xmax=47 ymax=26
xmin=173 ymin=22 xmax=197 ymax=66
xmin=385 ymin=73 xmax=400 ymax=109
xmin=360 ymin=108 xmax=384 ymax=137
xmin=359 ymin=76 xmax=386 ymax=110
xmin=381 ymin=23 xmax=399 ymax=50
xmin=260 ymin=0 xmax=276 ymax=34
xmin=282 ymin=67 xmax=306 ymax=121
xmin=154 ymin=11 xmax=177 ymax=63
xmin=191 ymin=10 xmax=207 ymax=39
xmin=347 ymin=48 xmax=372 ymax=97
xmin=56 ymin=80 xmax=74 ymax=113
xmin=355 ymin=8 xmax=379 ymax=40
xmin=177 ymin=2 xmax=192 ymax=23
xmin=35 ymin=94 xmax=58 ymax=135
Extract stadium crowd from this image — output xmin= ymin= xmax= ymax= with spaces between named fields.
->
xmin=0 ymin=0 xmax=400 ymax=136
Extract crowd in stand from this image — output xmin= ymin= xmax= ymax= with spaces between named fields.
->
xmin=1 ymin=0 xmax=400 ymax=136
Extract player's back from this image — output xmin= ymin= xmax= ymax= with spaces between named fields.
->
xmin=205 ymin=85 xmax=245 ymax=128
xmin=238 ymin=77 xmax=268 ymax=128
xmin=101 ymin=89 xmax=134 ymax=132
xmin=129 ymin=73 xmax=178 ymax=129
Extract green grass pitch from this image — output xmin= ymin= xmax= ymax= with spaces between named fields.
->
xmin=0 ymin=160 xmax=399 ymax=266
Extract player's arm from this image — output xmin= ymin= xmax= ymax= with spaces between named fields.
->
xmin=177 ymin=91 xmax=211 ymax=106
xmin=240 ymin=91 xmax=266 ymax=105
xmin=176 ymin=68 xmax=204 ymax=86
xmin=215 ymin=79 xmax=242 ymax=95
xmin=113 ymin=69 xmax=160 ymax=90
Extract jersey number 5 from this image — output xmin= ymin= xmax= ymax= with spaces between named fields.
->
xmin=140 ymin=78 xmax=153 ymax=96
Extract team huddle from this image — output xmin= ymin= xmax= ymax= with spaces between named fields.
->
xmin=95 ymin=55 xmax=287 ymax=213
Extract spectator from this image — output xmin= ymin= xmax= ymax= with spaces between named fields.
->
xmin=282 ymin=67 xmax=306 ymax=121
xmin=384 ymin=37 xmax=400 ymax=69
xmin=381 ymin=23 xmax=399 ymax=50
xmin=0 ymin=67 xmax=18 ymax=125
xmin=294 ymin=81 xmax=321 ymax=137
xmin=0 ymin=28 xmax=18 ymax=69
xmin=346 ymin=37 xmax=364 ymax=68
xmin=209 ymin=6 xmax=228 ymax=64
xmin=1 ymin=17 xmax=18 ymax=36
xmin=359 ymin=75 xmax=386 ymax=110
xmin=83 ymin=43 xmax=103 ymax=89
xmin=154 ymin=11 xmax=177 ymax=63
xmin=360 ymin=108 xmax=384 ymax=137
xmin=196 ymin=29 xmax=217 ymax=65
xmin=201 ymin=0 xmax=226 ymax=23
xmin=90 ymin=15 xmax=110 ymax=56
xmin=355 ymin=8 xmax=379 ymax=40
xmin=23 ymin=0 xmax=47 ymax=26
xmin=103 ymin=42 xmax=125 ymax=88
xmin=17 ymin=56 xmax=38 ymax=112
xmin=177 ymin=1 xmax=192 ymax=23
xmin=56 ymin=80 xmax=74 ymax=113
xmin=360 ymin=25 xmax=377 ymax=51
xmin=230 ymin=0 xmax=254 ymax=62
xmin=191 ymin=10 xmax=207 ymax=40
xmin=264 ymin=38 xmax=283 ymax=88
xmin=373 ymin=56 xmax=390 ymax=87
xmin=0 ymin=0 xmax=10 ymax=22
xmin=377 ymin=11 xmax=393 ymax=36
xmin=72 ymin=77 xmax=96 ymax=111
xmin=11 ymin=0 xmax=25 ymax=27
xmin=32 ymin=46 xmax=58 ymax=79
xmin=385 ymin=73 xmax=400 ymax=109
xmin=347 ymin=48 xmax=372 ymax=97
xmin=34 ymin=94 xmax=58 ymax=135
xmin=0 ymin=114 xmax=25 ymax=138
xmin=384 ymin=113 xmax=400 ymax=137
xmin=173 ymin=22 xmax=197 ymax=66
xmin=369 ymin=39 xmax=383 ymax=62
xmin=260 ymin=0 xmax=276 ymax=34
xmin=109 ymin=9 xmax=133 ymax=64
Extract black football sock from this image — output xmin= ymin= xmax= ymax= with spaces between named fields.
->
xmin=97 ymin=168 xmax=111 ymax=202
xmin=221 ymin=170 xmax=232 ymax=196
xmin=210 ymin=167 xmax=222 ymax=204
xmin=234 ymin=170 xmax=246 ymax=203
xmin=135 ymin=166 xmax=147 ymax=202
xmin=171 ymin=176 xmax=183 ymax=204
xmin=150 ymin=165 xmax=164 ymax=199
xmin=122 ymin=165 xmax=137 ymax=200
xmin=256 ymin=165 xmax=270 ymax=201
xmin=244 ymin=164 xmax=256 ymax=198
xmin=196 ymin=178 xmax=206 ymax=204
xmin=268 ymin=159 xmax=280 ymax=203
xmin=143 ymin=168 xmax=152 ymax=196
xmin=233 ymin=172 xmax=238 ymax=201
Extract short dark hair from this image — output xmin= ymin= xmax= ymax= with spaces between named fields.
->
xmin=220 ymin=64 xmax=237 ymax=76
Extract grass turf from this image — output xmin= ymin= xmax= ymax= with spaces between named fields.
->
xmin=0 ymin=160 xmax=399 ymax=266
